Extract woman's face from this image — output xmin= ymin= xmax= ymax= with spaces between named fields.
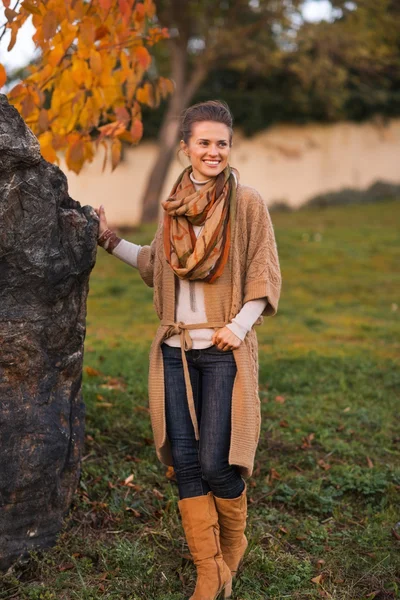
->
xmin=181 ymin=120 xmax=232 ymax=181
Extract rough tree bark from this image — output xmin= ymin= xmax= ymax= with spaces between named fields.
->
xmin=0 ymin=95 xmax=98 ymax=570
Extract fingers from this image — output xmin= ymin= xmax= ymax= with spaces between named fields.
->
xmin=213 ymin=327 xmax=241 ymax=351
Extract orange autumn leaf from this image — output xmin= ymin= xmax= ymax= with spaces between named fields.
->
xmin=135 ymin=46 xmax=152 ymax=69
xmin=66 ymin=139 xmax=85 ymax=174
xmin=0 ymin=63 xmax=6 ymax=88
xmin=111 ymin=138 xmax=122 ymax=171
xmin=130 ymin=118 xmax=143 ymax=144
xmin=2 ymin=0 xmax=171 ymax=172
xmin=83 ymin=366 xmax=101 ymax=377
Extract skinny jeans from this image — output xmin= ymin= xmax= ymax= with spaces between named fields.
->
xmin=161 ymin=343 xmax=245 ymax=500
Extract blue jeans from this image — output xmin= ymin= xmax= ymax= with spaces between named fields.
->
xmin=161 ymin=343 xmax=245 ymax=500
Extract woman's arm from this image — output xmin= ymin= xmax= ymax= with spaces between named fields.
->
xmin=226 ymin=297 xmax=268 ymax=340
xmin=110 ymin=239 xmax=142 ymax=268
xmin=243 ymin=190 xmax=282 ymax=316
xmin=95 ymin=205 xmax=142 ymax=269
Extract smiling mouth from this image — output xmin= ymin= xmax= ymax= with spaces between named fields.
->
xmin=203 ymin=160 xmax=221 ymax=166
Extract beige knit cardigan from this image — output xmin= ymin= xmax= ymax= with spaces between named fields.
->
xmin=137 ymin=184 xmax=282 ymax=478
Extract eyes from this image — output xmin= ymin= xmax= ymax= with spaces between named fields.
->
xmin=198 ymin=140 xmax=229 ymax=148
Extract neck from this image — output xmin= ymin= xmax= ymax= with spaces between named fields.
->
xmin=190 ymin=172 xmax=211 ymax=185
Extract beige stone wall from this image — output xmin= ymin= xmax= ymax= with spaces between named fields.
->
xmin=63 ymin=118 xmax=400 ymax=227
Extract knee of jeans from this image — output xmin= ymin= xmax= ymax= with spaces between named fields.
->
xmin=199 ymin=457 xmax=229 ymax=484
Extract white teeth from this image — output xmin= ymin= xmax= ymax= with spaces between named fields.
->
xmin=204 ymin=160 xmax=219 ymax=165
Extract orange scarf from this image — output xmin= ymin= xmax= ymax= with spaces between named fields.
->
xmin=162 ymin=165 xmax=237 ymax=283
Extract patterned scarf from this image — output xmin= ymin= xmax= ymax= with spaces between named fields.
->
xmin=162 ymin=165 xmax=237 ymax=283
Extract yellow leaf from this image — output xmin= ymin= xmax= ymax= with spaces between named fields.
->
xmin=48 ymin=44 xmax=65 ymax=67
xmin=158 ymin=76 xmax=174 ymax=99
xmin=0 ymin=64 xmax=7 ymax=88
xmin=111 ymin=138 xmax=122 ymax=171
xmin=90 ymin=49 xmax=102 ymax=76
xmin=38 ymin=132 xmax=57 ymax=163
xmin=136 ymin=82 xmax=154 ymax=106
xmin=311 ymin=574 xmax=323 ymax=585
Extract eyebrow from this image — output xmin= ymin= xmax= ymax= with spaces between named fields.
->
xmin=197 ymin=138 xmax=229 ymax=142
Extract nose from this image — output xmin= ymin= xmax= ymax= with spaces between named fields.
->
xmin=207 ymin=145 xmax=219 ymax=156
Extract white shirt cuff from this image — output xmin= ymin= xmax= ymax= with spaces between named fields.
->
xmin=111 ymin=239 xmax=142 ymax=268
xmin=226 ymin=297 xmax=268 ymax=340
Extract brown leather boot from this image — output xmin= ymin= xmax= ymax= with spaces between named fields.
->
xmin=213 ymin=484 xmax=248 ymax=577
xmin=178 ymin=492 xmax=233 ymax=600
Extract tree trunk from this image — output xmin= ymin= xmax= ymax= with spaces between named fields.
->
xmin=141 ymin=42 xmax=208 ymax=223
xmin=0 ymin=95 xmax=98 ymax=570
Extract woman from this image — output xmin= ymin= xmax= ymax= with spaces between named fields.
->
xmin=94 ymin=100 xmax=282 ymax=600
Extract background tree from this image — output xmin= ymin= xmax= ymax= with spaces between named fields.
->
xmin=0 ymin=0 xmax=171 ymax=173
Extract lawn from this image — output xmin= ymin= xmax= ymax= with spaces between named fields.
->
xmin=1 ymin=199 xmax=399 ymax=600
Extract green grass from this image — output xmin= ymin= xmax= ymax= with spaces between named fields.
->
xmin=1 ymin=201 xmax=399 ymax=599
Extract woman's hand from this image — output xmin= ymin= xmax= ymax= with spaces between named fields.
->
xmin=93 ymin=205 xmax=109 ymax=236
xmin=212 ymin=326 xmax=242 ymax=351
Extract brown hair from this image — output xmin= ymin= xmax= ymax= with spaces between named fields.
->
xmin=180 ymin=100 xmax=233 ymax=146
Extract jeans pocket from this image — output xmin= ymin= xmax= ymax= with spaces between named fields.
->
xmin=205 ymin=345 xmax=235 ymax=358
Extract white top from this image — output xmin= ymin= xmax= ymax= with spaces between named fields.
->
xmin=111 ymin=173 xmax=267 ymax=348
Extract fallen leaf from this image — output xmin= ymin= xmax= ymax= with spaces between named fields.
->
xmin=58 ymin=562 xmax=74 ymax=571
xmin=301 ymin=433 xmax=315 ymax=449
xmin=275 ymin=395 xmax=285 ymax=404
xmin=134 ymin=405 xmax=150 ymax=413
xmin=125 ymin=455 xmax=142 ymax=463
xmin=343 ymin=406 xmax=350 ymax=413
xmin=125 ymin=507 xmax=140 ymax=517
xmin=318 ymin=459 xmax=331 ymax=471
xmin=392 ymin=528 xmax=400 ymax=541
xmin=166 ymin=466 xmax=176 ymax=480
xmin=124 ymin=474 xmax=134 ymax=485
xmin=180 ymin=553 xmax=192 ymax=562
xmin=279 ymin=419 xmax=289 ymax=428
xmin=253 ymin=460 xmax=261 ymax=477
xmin=84 ymin=366 xmax=101 ymax=377
xmin=311 ymin=574 xmax=323 ymax=585
xmin=153 ymin=488 xmax=164 ymax=500
xmin=278 ymin=526 xmax=288 ymax=534
xmin=366 ymin=456 xmax=374 ymax=469
xmin=269 ymin=467 xmax=281 ymax=481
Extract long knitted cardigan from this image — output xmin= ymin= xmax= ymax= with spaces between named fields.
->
xmin=137 ymin=183 xmax=282 ymax=478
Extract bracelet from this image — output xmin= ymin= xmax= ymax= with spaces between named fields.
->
xmin=98 ymin=229 xmax=122 ymax=254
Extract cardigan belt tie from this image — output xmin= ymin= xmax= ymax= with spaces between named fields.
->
xmin=161 ymin=320 xmax=227 ymax=440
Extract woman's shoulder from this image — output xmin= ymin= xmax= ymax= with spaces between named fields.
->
xmin=236 ymin=183 xmax=268 ymax=215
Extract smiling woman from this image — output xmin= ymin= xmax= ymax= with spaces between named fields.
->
xmin=94 ymin=99 xmax=282 ymax=600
